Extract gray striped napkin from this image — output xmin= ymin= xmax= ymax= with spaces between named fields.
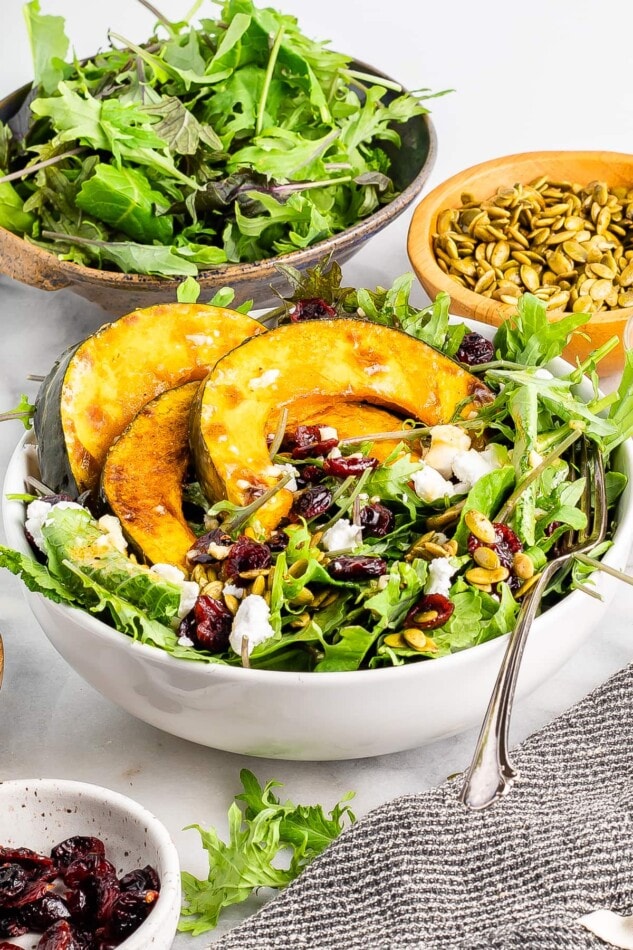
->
xmin=215 ymin=663 xmax=633 ymax=949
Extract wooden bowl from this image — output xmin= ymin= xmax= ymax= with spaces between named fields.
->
xmin=407 ymin=151 xmax=633 ymax=376
xmin=0 ymin=63 xmax=436 ymax=314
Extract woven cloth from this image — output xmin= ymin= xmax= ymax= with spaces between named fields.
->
xmin=215 ymin=664 xmax=633 ymax=949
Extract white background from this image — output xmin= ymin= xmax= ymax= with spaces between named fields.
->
xmin=1 ymin=1 xmax=633 ymax=946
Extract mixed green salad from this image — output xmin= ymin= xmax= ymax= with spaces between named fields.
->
xmin=0 ymin=0 xmax=433 ymax=276
xmin=1 ymin=265 xmax=632 ymax=672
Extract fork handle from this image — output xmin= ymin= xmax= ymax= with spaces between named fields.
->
xmin=459 ymin=570 xmax=551 ymax=810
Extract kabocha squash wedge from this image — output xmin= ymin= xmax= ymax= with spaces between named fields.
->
xmin=34 ymin=303 xmax=263 ymax=498
xmin=191 ymin=318 xmax=491 ymax=533
xmin=272 ymin=399 xmax=412 ymax=463
xmin=101 ymin=382 xmax=198 ymax=569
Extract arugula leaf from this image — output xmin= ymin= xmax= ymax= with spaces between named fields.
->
xmin=180 ymin=769 xmax=354 ymax=934
xmin=76 ymin=165 xmax=173 ymax=244
xmin=40 ymin=506 xmax=183 ymax=623
xmin=0 ymin=394 xmax=36 ymax=428
xmin=145 ymin=97 xmax=223 ymax=155
xmin=493 ymin=293 xmax=591 ymax=365
xmin=177 ymin=276 xmax=201 ymax=303
xmin=23 ymin=0 xmax=69 ymax=95
xmin=363 ymin=559 xmax=428 ymax=632
xmin=0 ymin=182 xmax=35 ymax=235
xmin=0 ymin=545 xmax=76 ymax=605
xmin=606 ymin=349 xmax=633 ymax=452
xmin=454 ymin=466 xmax=515 ymax=551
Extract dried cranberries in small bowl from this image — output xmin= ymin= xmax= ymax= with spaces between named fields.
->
xmin=0 ymin=780 xmax=180 ymax=949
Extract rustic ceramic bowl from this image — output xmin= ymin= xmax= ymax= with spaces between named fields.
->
xmin=407 ymin=151 xmax=633 ymax=376
xmin=0 ymin=778 xmax=181 ymax=949
xmin=0 ymin=63 xmax=436 ymax=314
xmin=4 ymin=323 xmax=633 ymax=761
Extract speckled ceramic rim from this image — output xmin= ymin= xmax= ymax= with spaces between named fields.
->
xmin=0 ymin=778 xmax=181 ymax=949
xmin=3 ymin=320 xmax=632 ymax=688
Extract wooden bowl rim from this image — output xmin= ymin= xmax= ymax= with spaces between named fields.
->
xmin=408 ymin=149 xmax=633 ymax=327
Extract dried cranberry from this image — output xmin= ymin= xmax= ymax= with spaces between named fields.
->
xmin=359 ymin=503 xmax=395 ymax=538
xmin=282 ymin=425 xmax=339 ymax=460
xmin=267 ymin=530 xmax=289 ymax=552
xmin=456 ymin=332 xmax=495 ymax=366
xmin=0 ymin=847 xmax=54 ymax=873
xmin=179 ymin=596 xmax=233 ymax=653
xmin=186 ymin=528 xmax=233 ymax=565
xmin=118 ymin=865 xmax=160 ymax=894
xmin=405 ymin=594 xmax=454 ymax=630
xmin=0 ymin=864 xmax=28 ymax=904
xmin=326 ymin=556 xmax=387 ymax=580
xmin=298 ymin=464 xmax=325 ymax=485
xmin=3 ymin=875 xmax=52 ymax=908
xmin=51 ymin=837 xmax=105 ymax=871
xmin=107 ymin=890 xmax=159 ymax=940
xmin=322 ymin=456 xmax=378 ymax=478
xmin=62 ymin=855 xmax=116 ymax=891
xmin=289 ymin=298 xmax=337 ymax=322
xmin=37 ymin=920 xmax=87 ymax=950
xmin=0 ymin=913 xmax=28 ymax=938
xmin=221 ymin=536 xmax=271 ymax=586
xmin=467 ymin=522 xmax=522 ymax=570
xmin=291 ymin=486 xmax=333 ymax=521
xmin=1 ymin=940 xmax=26 ymax=948
xmin=21 ymin=894 xmax=72 ymax=931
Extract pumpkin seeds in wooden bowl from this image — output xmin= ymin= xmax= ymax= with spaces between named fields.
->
xmin=408 ymin=151 xmax=633 ymax=375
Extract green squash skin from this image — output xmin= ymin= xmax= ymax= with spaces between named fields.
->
xmin=34 ymin=342 xmax=83 ymax=499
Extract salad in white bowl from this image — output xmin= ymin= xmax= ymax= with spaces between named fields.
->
xmin=1 ymin=263 xmax=632 ymax=674
xmin=1 ymin=263 xmax=633 ymax=759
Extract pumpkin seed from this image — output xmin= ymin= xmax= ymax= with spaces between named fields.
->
xmin=402 ymin=628 xmax=437 ymax=652
xmin=513 ymin=552 xmax=534 ymax=580
xmin=473 ymin=546 xmax=501 ymax=570
xmin=223 ymin=593 xmax=240 ymax=615
xmin=464 ymin=509 xmax=496 ymax=543
xmin=465 ymin=566 xmax=510 ymax=585
xmin=384 ymin=633 xmax=406 ymax=649
xmin=251 ymin=575 xmax=267 ymax=597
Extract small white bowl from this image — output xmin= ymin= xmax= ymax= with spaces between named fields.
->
xmin=0 ymin=779 xmax=181 ymax=949
xmin=3 ymin=328 xmax=633 ymax=760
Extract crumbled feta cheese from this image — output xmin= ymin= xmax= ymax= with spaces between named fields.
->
xmin=95 ymin=514 xmax=128 ymax=554
xmin=178 ymin=635 xmax=195 ymax=647
xmin=318 ymin=426 xmax=338 ymax=442
xmin=451 ymin=448 xmax=500 ymax=490
xmin=534 ymin=368 xmax=553 ymax=380
xmin=230 ymin=594 xmax=275 ymax=656
xmin=411 ymin=464 xmax=454 ymax=503
xmin=426 ymin=557 xmax=457 ymax=597
xmin=321 ymin=518 xmax=363 ymax=552
xmin=424 ymin=425 xmax=471 ymax=478
xmin=151 ymin=563 xmax=200 ymax=619
xmin=207 ymin=542 xmax=231 ymax=560
xmin=327 ymin=446 xmax=342 ymax=459
xmin=273 ymin=462 xmax=300 ymax=492
xmin=223 ymin=583 xmax=244 ymax=600
xmin=248 ymin=368 xmax=280 ymax=389
xmin=25 ymin=499 xmax=84 ymax=552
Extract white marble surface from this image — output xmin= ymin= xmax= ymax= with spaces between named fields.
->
xmin=1 ymin=0 xmax=633 ymax=945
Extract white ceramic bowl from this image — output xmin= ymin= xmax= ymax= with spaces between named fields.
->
xmin=3 ymin=340 xmax=633 ymax=761
xmin=0 ymin=778 xmax=181 ymax=949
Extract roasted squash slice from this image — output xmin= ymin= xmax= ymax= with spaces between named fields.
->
xmin=35 ymin=303 xmax=263 ymax=498
xmin=101 ymin=382 xmax=198 ymax=568
xmin=272 ymin=399 xmax=412 ymax=463
xmin=191 ymin=319 xmax=491 ymax=533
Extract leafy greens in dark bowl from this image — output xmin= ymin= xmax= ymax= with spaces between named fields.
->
xmin=0 ymin=0 xmax=437 ymax=312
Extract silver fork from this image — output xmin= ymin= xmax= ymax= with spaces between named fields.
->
xmin=460 ymin=437 xmax=607 ymax=810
